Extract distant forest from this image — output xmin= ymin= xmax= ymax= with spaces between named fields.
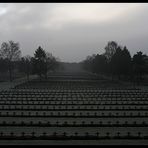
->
xmin=0 ymin=40 xmax=148 ymax=84
xmin=0 ymin=41 xmax=60 ymax=82
xmin=81 ymin=41 xmax=148 ymax=84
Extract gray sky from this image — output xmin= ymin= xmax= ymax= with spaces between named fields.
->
xmin=0 ymin=3 xmax=148 ymax=62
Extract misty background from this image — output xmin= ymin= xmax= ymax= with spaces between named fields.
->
xmin=0 ymin=3 xmax=148 ymax=62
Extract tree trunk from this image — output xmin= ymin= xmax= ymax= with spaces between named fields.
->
xmin=27 ymin=73 xmax=29 ymax=81
xmin=46 ymin=66 xmax=48 ymax=79
xmin=38 ymin=60 xmax=42 ymax=81
xmin=39 ymin=73 xmax=41 ymax=81
xmin=118 ymin=74 xmax=120 ymax=80
xmin=27 ymin=65 xmax=30 ymax=81
xmin=111 ymin=72 xmax=113 ymax=81
xmin=8 ymin=62 xmax=12 ymax=82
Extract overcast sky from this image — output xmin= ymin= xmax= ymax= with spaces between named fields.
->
xmin=0 ymin=3 xmax=148 ymax=62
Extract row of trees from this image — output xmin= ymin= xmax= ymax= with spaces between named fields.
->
xmin=82 ymin=41 xmax=148 ymax=83
xmin=0 ymin=41 xmax=59 ymax=81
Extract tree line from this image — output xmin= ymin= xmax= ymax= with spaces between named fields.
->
xmin=82 ymin=41 xmax=148 ymax=84
xmin=0 ymin=40 xmax=59 ymax=82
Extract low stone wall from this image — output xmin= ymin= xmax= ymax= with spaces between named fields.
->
xmin=0 ymin=75 xmax=38 ymax=91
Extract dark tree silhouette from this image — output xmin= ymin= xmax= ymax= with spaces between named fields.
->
xmin=45 ymin=52 xmax=59 ymax=78
xmin=121 ymin=46 xmax=132 ymax=78
xmin=0 ymin=58 xmax=8 ymax=74
xmin=110 ymin=46 xmax=123 ymax=79
xmin=32 ymin=47 xmax=59 ymax=80
xmin=33 ymin=46 xmax=46 ymax=80
xmin=110 ymin=46 xmax=131 ymax=80
xmin=104 ymin=41 xmax=118 ymax=62
xmin=82 ymin=55 xmax=96 ymax=72
xmin=82 ymin=41 xmax=134 ymax=81
xmin=0 ymin=41 xmax=21 ymax=81
xmin=19 ymin=55 xmax=32 ymax=81
xmin=92 ymin=54 xmax=108 ymax=74
xmin=132 ymin=51 xmax=147 ymax=84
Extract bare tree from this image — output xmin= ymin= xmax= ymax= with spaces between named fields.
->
xmin=0 ymin=41 xmax=21 ymax=81
xmin=19 ymin=55 xmax=32 ymax=81
xmin=104 ymin=41 xmax=118 ymax=62
xmin=44 ymin=52 xmax=59 ymax=78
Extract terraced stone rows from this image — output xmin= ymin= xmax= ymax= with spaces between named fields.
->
xmin=0 ymin=106 xmax=148 ymax=110
xmin=0 ymin=127 xmax=147 ymax=137
xmin=0 ymin=72 xmax=148 ymax=144
xmin=14 ymin=78 xmax=135 ymax=90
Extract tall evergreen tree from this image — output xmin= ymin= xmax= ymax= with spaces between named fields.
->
xmin=110 ymin=46 xmax=123 ymax=79
xmin=121 ymin=46 xmax=131 ymax=78
xmin=92 ymin=54 xmax=108 ymax=74
xmin=33 ymin=46 xmax=46 ymax=80
xmin=132 ymin=51 xmax=147 ymax=83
